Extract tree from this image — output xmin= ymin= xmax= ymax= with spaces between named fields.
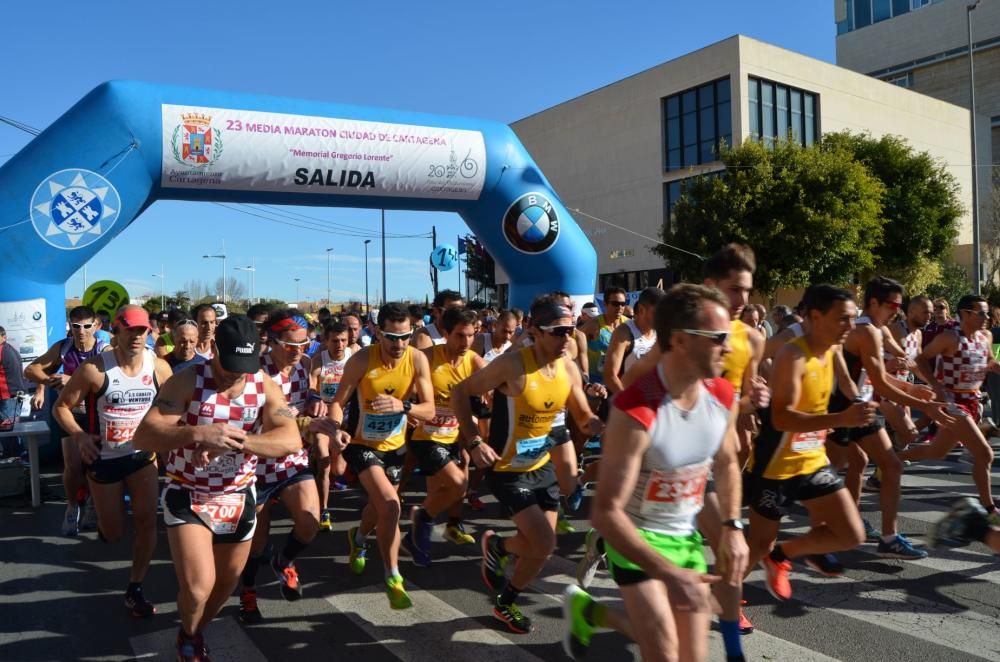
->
xmin=980 ymin=167 xmax=1000 ymax=304
xmin=926 ymin=262 xmax=972 ymax=310
xmin=657 ymin=139 xmax=885 ymax=300
xmin=821 ymin=131 xmax=962 ymax=292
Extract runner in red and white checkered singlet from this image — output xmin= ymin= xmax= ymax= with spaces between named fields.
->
xmin=238 ymin=310 xmax=322 ymax=620
xmin=164 ymin=362 xmax=266 ymax=494
xmin=900 ymin=295 xmax=1000 ymax=519
xmin=256 ymin=351 xmax=310 ymax=486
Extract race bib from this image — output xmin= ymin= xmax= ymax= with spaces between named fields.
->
xmin=511 ymin=435 xmax=553 ymax=468
xmin=190 ymin=491 xmax=245 ymax=535
xmin=640 ymin=461 xmax=711 ymax=520
xmin=362 ymin=411 xmax=405 ymax=441
xmin=104 ymin=419 xmax=138 ymax=452
xmin=423 ymin=408 xmax=459 ymax=437
xmin=790 ymin=429 xmax=827 ymax=453
xmin=320 ymin=380 xmax=340 ymax=401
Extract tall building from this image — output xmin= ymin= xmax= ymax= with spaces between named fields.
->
xmin=502 ymin=35 xmax=975 ymax=301
xmin=836 ymin=0 xmax=997 ymax=246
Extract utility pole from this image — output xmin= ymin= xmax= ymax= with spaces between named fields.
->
xmin=968 ymin=0 xmax=982 ymax=293
xmin=381 ymin=209 xmax=387 ymax=305
xmin=431 ymin=225 xmax=439 ymax=296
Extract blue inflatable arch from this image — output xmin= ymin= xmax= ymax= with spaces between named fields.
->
xmin=0 ymin=80 xmax=596 ymax=346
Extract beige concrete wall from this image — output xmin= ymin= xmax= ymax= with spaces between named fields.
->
xmin=836 ymin=0 xmax=1000 ymax=75
xmin=507 ymin=35 xmax=975 ymax=286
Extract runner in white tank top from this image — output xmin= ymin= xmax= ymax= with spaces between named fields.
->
xmin=52 ymin=306 xmax=173 ymax=620
xmin=563 ymin=285 xmax=745 ymax=662
xmin=133 ymin=314 xmax=305 ymax=659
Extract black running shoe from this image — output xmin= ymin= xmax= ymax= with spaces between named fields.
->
xmin=494 ymin=597 xmax=532 ymax=634
xmin=124 ymin=588 xmax=156 ymax=618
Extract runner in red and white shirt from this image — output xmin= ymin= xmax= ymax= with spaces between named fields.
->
xmin=562 ymin=284 xmax=748 ymax=662
xmin=901 ymin=294 xmax=1000 ymax=520
xmin=134 ymin=315 xmax=303 ymax=662
xmin=306 ymin=319 xmax=352 ymax=531
xmin=53 ymin=306 xmax=172 ymax=618
xmin=237 ymin=309 xmax=322 ymax=622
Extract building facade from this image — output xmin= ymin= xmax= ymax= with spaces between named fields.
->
xmin=502 ymin=35 xmax=976 ymax=300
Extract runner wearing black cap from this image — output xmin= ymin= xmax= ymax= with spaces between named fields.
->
xmin=134 ymin=314 xmax=305 ymax=662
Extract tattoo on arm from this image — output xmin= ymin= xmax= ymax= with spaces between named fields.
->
xmin=275 ymin=406 xmax=295 ymax=419
xmin=155 ymin=396 xmax=184 ymax=414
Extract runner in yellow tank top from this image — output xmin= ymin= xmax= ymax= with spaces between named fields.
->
xmin=326 ymin=303 xmax=435 ymax=610
xmin=744 ymin=285 xmax=876 ymax=604
xmin=452 ymin=296 xmax=604 ymax=634
xmin=405 ymin=308 xmax=486 ymax=565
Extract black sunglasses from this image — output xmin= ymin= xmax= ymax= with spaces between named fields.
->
xmin=539 ymin=325 xmax=576 ymax=337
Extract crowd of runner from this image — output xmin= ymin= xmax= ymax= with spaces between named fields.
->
xmin=19 ymin=243 xmax=1000 ymax=662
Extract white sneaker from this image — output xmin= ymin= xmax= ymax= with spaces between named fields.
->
xmin=62 ymin=504 xmax=80 ymax=536
xmin=79 ymin=497 xmax=98 ymax=531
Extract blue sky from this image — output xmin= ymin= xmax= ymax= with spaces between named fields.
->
xmin=0 ymin=1 xmax=835 ymax=305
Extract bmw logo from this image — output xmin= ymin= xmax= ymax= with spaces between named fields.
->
xmin=502 ymin=193 xmax=560 ymax=254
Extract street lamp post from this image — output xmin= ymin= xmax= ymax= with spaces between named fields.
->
xmin=326 ymin=248 xmax=334 ymax=307
xmin=968 ymin=0 xmax=982 ymax=294
xmin=235 ymin=263 xmax=256 ymax=308
xmin=294 ymin=277 xmax=301 ymax=305
xmin=151 ymin=265 xmax=165 ymax=310
xmin=202 ymin=242 xmax=227 ymax=303
xmin=364 ymin=239 xmax=372 ymax=314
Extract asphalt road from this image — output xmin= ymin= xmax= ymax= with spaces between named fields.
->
xmin=1 ymin=449 xmax=999 ymax=662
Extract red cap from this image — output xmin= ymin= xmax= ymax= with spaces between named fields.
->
xmin=116 ymin=307 xmax=152 ymax=331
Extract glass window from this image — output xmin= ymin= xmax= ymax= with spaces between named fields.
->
xmin=874 ymin=0 xmax=891 ymax=21
xmin=699 ymin=83 xmax=714 ymax=109
xmin=804 ymin=94 xmax=816 ymax=146
xmin=682 ymin=112 xmax=698 ymax=147
xmin=683 ymin=145 xmax=698 ymax=166
xmin=854 ymin=0 xmax=872 ymax=28
xmin=667 ymin=148 xmax=681 ymax=170
xmin=700 ymin=107 xmax=716 ymax=140
xmin=666 ymin=96 xmax=680 ymax=119
xmin=892 ymin=0 xmax=909 ymax=16
xmin=790 ymin=89 xmax=802 ymax=144
xmin=716 ymin=78 xmax=730 ymax=103
xmin=717 ymin=100 xmax=732 ymax=147
xmin=761 ymin=81 xmax=775 ymax=145
xmin=776 ymin=85 xmax=789 ymax=140
xmin=667 ymin=117 xmax=680 ymax=150
xmin=700 ymin=140 xmax=716 ymax=163
xmin=682 ymin=90 xmax=697 ymax=114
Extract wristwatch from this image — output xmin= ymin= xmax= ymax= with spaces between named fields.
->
xmin=402 ymin=400 xmax=413 ymax=414
xmin=467 ymin=437 xmax=483 ymax=450
xmin=722 ymin=519 xmax=745 ymax=531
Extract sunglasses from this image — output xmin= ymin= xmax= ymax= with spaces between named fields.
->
xmin=71 ymin=322 xmax=96 ymax=330
xmin=539 ymin=324 xmax=576 ymax=337
xmin=960 ymin=309 xmax=989 ymax=318
xmin=884 ymin=301 xmax=902 ymax=311
xmin=276 ymin=339 xmax=311 ymax=349
xmin=606 ymin=300 xmax=627 ymax=307
xmin=175 ymin=319 xmax=198 ymax=328
xmin=679 ymin=328 xmax=730 ymax=345
xmin=382 ymin=331 xmax=413 ymax=342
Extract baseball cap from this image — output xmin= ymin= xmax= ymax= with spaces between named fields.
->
xmin=214 ymin=315 xmax=261 ymax=374
xmin=581 ymin=303 xmax=599 ymax=316
xmin=115 ymin=307 xmax=153 ymax=331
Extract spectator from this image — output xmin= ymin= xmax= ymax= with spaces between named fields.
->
xmin=0 ymin=326 xmax=27 ymax=454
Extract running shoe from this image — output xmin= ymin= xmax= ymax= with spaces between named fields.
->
xmin=562 ymin=584 xmax=595 ymax=660
xmin=124 ymin=588 xmax=157 ymax=618
xmin=79 ymin=496 xmax=98 ymax=531
xmin=556 ymin=515 xmax=576 ymax=534
xmin=804 ymin=553 xmax=844 ymax=577
xmin=61 ymin=504 xmax=80 ymax=537
xmin=760 ymin=555 xmax=792 ymax=601
xmin=402 ymin=531 xmax=432 ymax=567
xmin=494 ymin=597 xmax=532 ymax=634
xmin=411 ymin=506 xmax=433 ymax=553
xmin=566 ymin=484 xmax=585 ymax=512
xmin=576 ymin=528 xmax=605 ymax=589
xmin=931 ymin=497 xmax=990 ymax=547
xmin=444 ymin=522 xmax=475 ymax=545
xmin=877 ymin=535 xmax=929 ymax=560
xmin=347 ymin=526 xmax=369 ymax=575
xmin=271 ymin=555 xmax=302 ymax=601
xmin=467 ymin=492 xmax=486 ymax=511
xmin=862 ymin=473 xmax=881 ymax=493
xmin=385 ymin=576 xmax=413 ymax=610
xmin=238 ymin=588 xmax=263 ymax=624
xmin=319 ymin=510 xmax=333 ymax=532
xmin=738 ymin=608 xmax=754 ymax=635
xmin=175 ymin=630 xmax=209 ymax=662
xmin=863 ymin=518 xmax=880 ymax=543
xmin=480 ymin=530 xmax=508 ymax=592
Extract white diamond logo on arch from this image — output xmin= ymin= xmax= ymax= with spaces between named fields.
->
xmin=30 ymin=169 xmax=121 ymax=250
